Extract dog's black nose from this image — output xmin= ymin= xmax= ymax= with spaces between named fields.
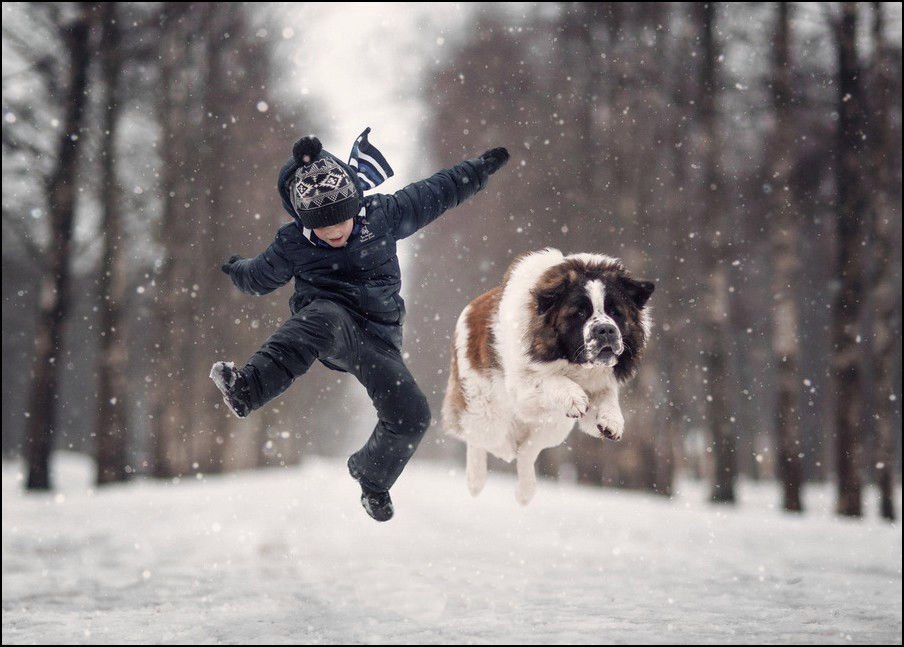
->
xmin=592 ymin=322 xmax=619 ymax=346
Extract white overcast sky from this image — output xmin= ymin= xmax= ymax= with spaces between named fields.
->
xmin=269 ymin=2 xmax=483 ymax=192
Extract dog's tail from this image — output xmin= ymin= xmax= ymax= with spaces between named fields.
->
xmin=441 ymin=308 xmax=468 ymax=440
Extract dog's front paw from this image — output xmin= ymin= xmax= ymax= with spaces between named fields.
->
xmin=562 ymin=385 xmax=590 ymax=419
xmin=596 ymin=406 xmax=625 ymax=441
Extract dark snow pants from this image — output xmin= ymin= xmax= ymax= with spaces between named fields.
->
xmin=241 ymin=299 xmax=430 ymax=492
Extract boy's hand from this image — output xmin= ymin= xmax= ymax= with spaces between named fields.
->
xmin=480 ymin=147 xmax=510 ymax=175
xmin=221 ymin=255 xmax=242 ymax=275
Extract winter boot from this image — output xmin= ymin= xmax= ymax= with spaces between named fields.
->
xmin=209 ymin=361 xmax=252 ymax=419
xmin=347 ymin=455 xmax=394 ymax=522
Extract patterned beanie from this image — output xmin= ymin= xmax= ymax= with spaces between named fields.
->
xmin=286 ymin=136 xmax=361 ymax=229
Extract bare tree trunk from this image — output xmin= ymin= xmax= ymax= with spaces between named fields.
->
xmin=95 ymin=2 xmax=130 ymax=486
xmin=643 ymin=1 xmax=675 ymax=496
xmin=769 ymin=2 xmax=803 ymax=512
xmin=200 ymin=4 xmax=235 ymax=475
xmin=651 ymin=8 xmax=698 ymax=491
xmin=652 ymin=6 xmax=694 ymax=498
xmin=24 ymin=5 xmax=92 ymax=490
xmin=868 ymin=1 xmax=898 ymax=521
xmin=832 ymin=3 xmax=867 ymax=518
xmin=149 ymin=2 xmax=192 ymax=478
xmin=695 ymin=3 xmax=735 ymax=504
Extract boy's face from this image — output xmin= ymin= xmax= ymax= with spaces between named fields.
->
xmin=314 ymin=218 xmax=355 ymax=247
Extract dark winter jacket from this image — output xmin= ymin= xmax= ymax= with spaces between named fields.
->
xmin=226 ymin=157 xmax=492 ymax=343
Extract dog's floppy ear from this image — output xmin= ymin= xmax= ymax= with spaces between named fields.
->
xmin=532 ymin=269 xmax=574 ymax=316
xmin=534 ymin=285 xmax=564 ymax=316
xmin=618 ymin=276 xmax=655 ymax=308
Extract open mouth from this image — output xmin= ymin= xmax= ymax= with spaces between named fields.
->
xmin=595 ymin=345 xmax=620 ymax=366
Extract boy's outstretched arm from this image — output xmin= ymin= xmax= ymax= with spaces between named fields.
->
xmin=380 ymin=147 xmax=509 ymax=240
xmin=221 ymin=233 xmax=294 ymax=296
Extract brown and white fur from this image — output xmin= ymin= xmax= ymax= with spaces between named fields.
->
xmin=442 ymin=248 xmax=654 ymax=505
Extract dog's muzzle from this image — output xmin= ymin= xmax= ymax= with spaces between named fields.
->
xmin=586 ymin=322 xmax=623 ymax=366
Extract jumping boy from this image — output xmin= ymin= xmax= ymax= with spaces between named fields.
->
xmin=211 ymin=129 xmax=509 ymax=522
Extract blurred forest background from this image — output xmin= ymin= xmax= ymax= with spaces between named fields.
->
xmin=2 ymin=2 xmax=901 ymax=519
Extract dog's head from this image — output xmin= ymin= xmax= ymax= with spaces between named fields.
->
xmin=528 ymin=255 xmax=654 ymax=381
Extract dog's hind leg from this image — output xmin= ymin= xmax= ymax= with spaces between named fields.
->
xmin=466 ymin=443 xmax=488 ymax=496
xmin=515 ymin=441 xmax=542 ymax=506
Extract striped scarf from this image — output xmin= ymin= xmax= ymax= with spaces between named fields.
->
xmin=348 ymin=127 xmax=394 ymax=192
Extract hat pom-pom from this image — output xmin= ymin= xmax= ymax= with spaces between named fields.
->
xmin=293 ymin=136 xmax=322 ymax=165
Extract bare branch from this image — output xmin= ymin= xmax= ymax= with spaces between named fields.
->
xmin=2 ymin=125 xmax=48 ymax=158
xmin=1 ymin=209 xmax=44 ymax=270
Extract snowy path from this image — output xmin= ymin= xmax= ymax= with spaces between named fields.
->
xmin=3 ymin=453 xmax=901 ymax=644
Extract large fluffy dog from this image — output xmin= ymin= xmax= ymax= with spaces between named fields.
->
xmin=442 ymin=248 xmax=654 ymax=505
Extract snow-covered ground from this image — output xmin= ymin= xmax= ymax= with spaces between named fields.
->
xmin=3 ymin=452 xmax=901 ymax=644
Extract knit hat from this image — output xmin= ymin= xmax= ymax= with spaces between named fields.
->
xmin=285 ymin=136 xmax=361 ymax=229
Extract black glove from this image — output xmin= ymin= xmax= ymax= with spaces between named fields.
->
xmin=480 ymin=147 xmax=510 ymax=175
xmin=221 ymin=254 xmax=242 ymax=275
